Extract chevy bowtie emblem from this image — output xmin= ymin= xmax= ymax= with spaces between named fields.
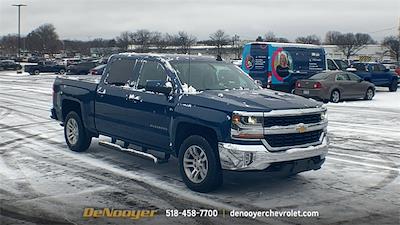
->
xmin=296 ymin=124 xmax=307 ymax=133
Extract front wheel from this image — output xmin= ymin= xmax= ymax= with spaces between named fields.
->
xmin=178 ymin=135 xmax=222 ymax=192
xmin=64 ymin=111 xmax=91 ymax=152
xmin=389 ymin=80 xmax=397 ymax=92
xmin=59 ymin=69 xmax=66 ymax=75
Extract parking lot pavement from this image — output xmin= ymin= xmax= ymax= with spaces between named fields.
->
xmin=0 ymin=71 xmax=399 ymax=225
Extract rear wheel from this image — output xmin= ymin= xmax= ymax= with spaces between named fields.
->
xmin=59 ymin=69 xmax=66 ymax=75
xmin=64 ymin=111 xmax=91 ymax=152
xmin=178 ymin=135 xmax=222 ymax=192
xmin=34 ymin=70 xmax=40 ymax=75
xmin=330 ymin=90 xmax=340 ymax=103
xmin=364 ymin=88 xmax=374 ymax=100
xmin=389 ymin=80 xmax=397 ymax=92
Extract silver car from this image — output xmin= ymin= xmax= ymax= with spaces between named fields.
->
xmin=294 ymin=71 xmax=375 ymax=103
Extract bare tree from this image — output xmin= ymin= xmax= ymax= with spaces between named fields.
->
xmin=132 ymin=29 xmax=152 ymax=52
xmin=295 ymin=35 xmax=321 ymax=45
xmin=263 ymin=32 xmax=289 ymax=43
xmin=382 ymin=36 xmax=400 ymax=61
xmin=0 ymin=34 xmax=19 ymax=55
xmin=178 ymin=31 xmax=197 ymax=54
xmin=116 ymin=31 xmax=132 ymax=50
xmin=324 ymin=31 xmax=342 ymax=45
xmin=26 ymin=24 xmax=62 ymax=54
xmin=324 ymin=31 xmax=376 ymax=59
xmin=210 ymin=29 xmax=230 ymax=55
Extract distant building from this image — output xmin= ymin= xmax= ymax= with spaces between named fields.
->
xmin=323 ymin=45 xmax=393 ymax=62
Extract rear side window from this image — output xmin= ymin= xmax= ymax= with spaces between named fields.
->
xmin=106 ymin=59 xmax=137 ymax=86
xmin=336 ymin=73 xmax=350 ymax=81
xmin=137 ymin=61 xmax=166 ymax=89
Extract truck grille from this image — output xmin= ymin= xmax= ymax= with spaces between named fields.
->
xmin=264 ymin=130 xmax=323 ymax=148
xmin=264 ymin=114 xmax=321 ymax=127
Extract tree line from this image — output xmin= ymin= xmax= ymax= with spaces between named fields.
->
xmin=0 ymin=23 xmax=399 ymax=60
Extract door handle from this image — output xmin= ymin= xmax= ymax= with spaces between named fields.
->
xmin=97 ymin=88 xmax=106 ymax=95
xmin=127 ymin=94 xmax=142 ymax=102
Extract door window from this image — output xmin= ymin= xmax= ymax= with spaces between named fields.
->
xmin=105 ymin=58 xmax=138 ymax=86
xmin=336 ymin=73 xmax=350 ymax=81
xmin=346 ymin=73 xmax=361 ymax=81
xmin=137 ymin=61 xmax=167 ymax=89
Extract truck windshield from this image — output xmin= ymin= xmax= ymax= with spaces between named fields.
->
xmin=170 ymin=61 xmax=259 ymax=91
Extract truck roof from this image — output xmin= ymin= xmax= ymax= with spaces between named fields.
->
xmin=115 ymin=52 xmax=217 ymax=62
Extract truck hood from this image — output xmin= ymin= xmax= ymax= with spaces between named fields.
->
xmin=180 ymin=89 xmax=322 ymax=112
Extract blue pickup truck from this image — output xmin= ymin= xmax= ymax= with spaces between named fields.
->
xmin=51 ymin=53 xmax=329 ymax=192
xmin=25 ymin=61 xmax=67 ymax=75
xmin=348 ymin=62 xmax=398 ymax=92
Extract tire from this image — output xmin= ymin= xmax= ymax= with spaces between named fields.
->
xmin=364 ymin=87 xmax=374 ymax=100
xmin=64 ymin=111 xmax=91 ymax=152
xmin=330 ymin=90 xmax=340 ymax=103
xmin=389 ymin=80 xmax=397 ymax=92
xmin=59 ymin=69 xmax=66 ymax=75
xmin=178 ymin=135 xmax=222 ymax=192
xmin=34 ymin=70 xmax=40 ymax=75
xmin=0 ymin=67 xmax=3 ymax=71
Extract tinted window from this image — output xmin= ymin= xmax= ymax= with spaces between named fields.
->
xmin=352 ymin=63 xmax=367 ymax=72
xmin=334 ymin=60 xmax=348 ymax=70
xmin=137 ymin=61 xmax=166 ymax=89
xmin=106 ymin=58 xmax=137 ymax=86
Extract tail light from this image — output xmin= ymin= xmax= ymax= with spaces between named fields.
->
xmin=296 ymin=81 xmax=301 ymax=88
xmin=313 ymin=82 xmax=322 ymax=89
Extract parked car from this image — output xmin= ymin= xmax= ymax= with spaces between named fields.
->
xmin=67 ymin=61 xmax=97 ymax=75
xmin=24 ymin=61 xmax=67 ymax=75
xmin=51 ymin=53 xmax=329 ymax=192
xmin=89 ymin=64 xmax=106 ymax=75
xmin=347 ymin=62 xmax=398 ymax=92
xmin=295 ymin=71 xmax=375 ymax=103
xmin=61 ymin=58 xmax=82 ymax=66
xmin=0 ymin=60 xmax=22 ymax=71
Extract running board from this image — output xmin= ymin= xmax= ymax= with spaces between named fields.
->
xmin=98 ymin=141 xmax=168 ymax=164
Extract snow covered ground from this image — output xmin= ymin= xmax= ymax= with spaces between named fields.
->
xmin=0 ymin=71 xmax=399 ymax=225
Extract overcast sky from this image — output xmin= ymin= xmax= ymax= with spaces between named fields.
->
xmin=0 ymin=0 xmax=399 ymax=41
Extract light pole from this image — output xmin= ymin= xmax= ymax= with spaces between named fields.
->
xmin=12 ymin=4 xmax=27 ymax=58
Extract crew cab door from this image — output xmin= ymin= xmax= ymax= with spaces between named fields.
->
xmin=128 ymin=60 xmax=175 ymax=150
xmin=94 ymin=58 xmax=140 ymax=139
xmin=370 ymin=64 xmax=390 ymax=86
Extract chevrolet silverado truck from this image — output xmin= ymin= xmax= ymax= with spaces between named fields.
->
xmin=51 ymin=53 xmax=329 ymax=192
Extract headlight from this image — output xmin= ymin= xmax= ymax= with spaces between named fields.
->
xmin=231 ymin=113 xmax=263 ymax=140
xmin=232 ymin=114 xmax=263 ymax=126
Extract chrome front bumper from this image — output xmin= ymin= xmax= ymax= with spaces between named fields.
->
xmin=218 ymin=135 xmax=329 ymax=171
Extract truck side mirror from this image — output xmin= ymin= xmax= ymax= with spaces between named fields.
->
xmin=145 ymin=80 xmax=172 ymax=95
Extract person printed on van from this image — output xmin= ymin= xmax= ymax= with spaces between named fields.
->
xmin=276 ymin=53 xmax=290 ymax=78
